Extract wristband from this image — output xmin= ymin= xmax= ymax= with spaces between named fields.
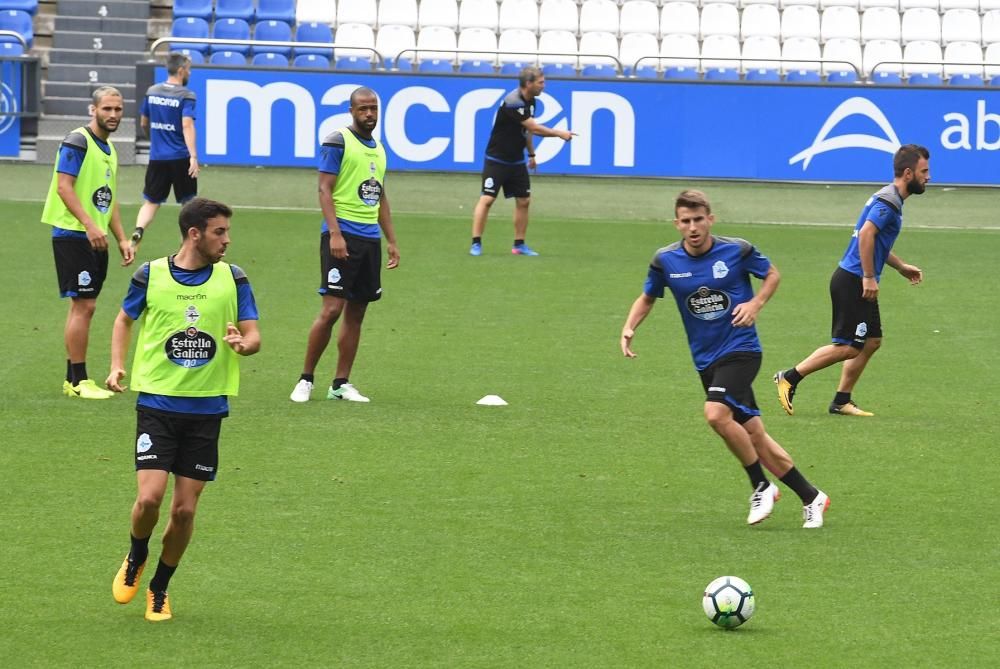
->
xmin=527 ymin=153 xmax=535 ymax=157
xmin=863 ymin=274 xmax=874 ymax=278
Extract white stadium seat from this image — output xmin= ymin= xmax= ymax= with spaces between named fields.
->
xmin=781 ymin=0 xmax=822 ymax=7
xmin=861 ymin=7 xmax=900 ymax=44
xmin=899 ymin=0 xmax=937 ymax=10
xmin=741 ymin=4 xmax=780 ymax=40
xmin=539 ymin=0 xmax=579 ymax=34
xmin=538 ymin=29 xmax=578 ymax=65
xmin=820 ymin=0 xmax=859 ymax=9
xmin=580 ymin=0 xmax=619 ymax=35
xmin=943 ymin=40 xmax=983 ymax=75
xmin=903 ymin=39 xmax=942 ymax=75
xmin=939 ymin=0 xmax=977 ymax=9
xmin=781 ymin=34 xmax=822 ymax=71
xmin=660 ymin=32 xmax=700 ymax=70
xmin=700 ymin=3 xmax=740 ymax=40
xmin=378 ymin=0 xmax=418 ymax=30
xmin=334 ymin=22 xmax=376 ymax=59
xmin=941 ymin=9 xmax=980 ymax=46
xmin=743 ymin=0 xmax=780 ymax=7
xmin=700 ymin=33 xmax=741 ymax=69
xmin=821 ymin=6 xmax=861 ymax=42
xmin=742 ymin=34 xmax=781 ymax=70
xmin=499 ymin=0 xmax=539 ymax=34
xmin=337 ymin=0 xmax=376 ymax=27
xmin=620 ymin=1 xmax=660 ymax=37
xmin=863 ymin=38 xmax=902 ymax=74
xmin=822 ymin=36 xmax=863 ymax=74
xmin=619 ymin=31 xmax=659 ymax=71
xmin=419 ymin=0 xmax=459 ymax=31
xmin=901 ymin=8 xmax=940 ymax=45
xmin=458 ymin=0 xmax=498 ymax=32
xmin=660 ymin=2 xmax=699 ymax=37
xmin=458 ymin=27 xmax=498 ymax=63
xmin=498 ymin=28 xmax=538 ymax=63
xmin=983 ymin=0 xmax=1000 ymax=11
xmin=781 ymin=6 xmax=821 ymax=41
xmin=296 ymin=0 xmax=336 ymax=25
xmin=416 ymin=24 xmax=458 ymax=62
xmin=375 ymin=24 xmax=416 ymax=64
xmin=859 ymin=0 xmax=898 ymax=9
xmin=578 ymin=30 xmax=619 ymax=66
xmin=984 ymin=11 xmax=1000 ymax=45
xmin=984 ymin=42 xmax=1000 ymax=78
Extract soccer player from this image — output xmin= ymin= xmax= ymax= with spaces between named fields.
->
xmin=620 ymin=190 xmax=829 ymax=528
xmin=106 ymin=198 xmax=260 ymax=622
xmin=130 ymin=52 xmax=199 ymax=251
xmin=288 ymin=86 xmax=399 ymax=404
xmin=774 ymin=144 xmax=929 ymax=417
xmin=468 ymin=66 xmax=575 ymax=257
xmin=42 ymin=86 xmax=134 ymax=399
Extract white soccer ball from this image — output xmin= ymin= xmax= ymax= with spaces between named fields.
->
xmin=702 ymin=576 xmax=755 ymax=628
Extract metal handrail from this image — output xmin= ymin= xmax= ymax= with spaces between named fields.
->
xmin=392 ymin=47 xmax=624 ymax=75
xmin=634 ymin=54 xmax=861 ymax=78
xmin=147 ymin=36 xmax=384 ymax=67
xmin=0 ymin=29 xmax=28 ymax=49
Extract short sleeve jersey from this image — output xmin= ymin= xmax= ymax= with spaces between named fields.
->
xmin=317 ymin=128 xmax=381 ymax=238
xmin=644 ymin=236 xmax=772 ymax=371
xmin=122 ymin=258 xmax=259 ymax=416
xmin=838 ymin=185 xmax=904 ymax=282
xmin=51 ymin=129 xmax=112 ymax=240
xmin=484 ymin=89 xmax=534 ymax=165
xmin=141 ymin=82 xmax=197 ymax=161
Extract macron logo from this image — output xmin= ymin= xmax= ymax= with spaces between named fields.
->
xmin=789 ymin=97 xmax=901 ymax=170
xmin=148 ymin=95 xmax=181 ymax=108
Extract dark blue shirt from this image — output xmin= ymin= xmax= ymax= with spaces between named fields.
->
xmin=485 ymin=89 xmax=534 ymax=165
xmin=51 ymin=129 xmax=112 ymax=240
xmin=141 ymin=82 xmax=196 ymax=161
xmin=317 ymin=128 xmax=381 ymax=239
xmin=122 ymin=257 xmax=259 ymax=415
xmin=838 ymin=185 xmax=904 ymax=282
xmin=644 ymin=236 xmax=772 ymax=371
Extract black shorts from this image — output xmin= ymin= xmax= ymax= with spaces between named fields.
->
xmin=319 ymin=231 xmax=382 ymax=303
xmin=830 ymin=266 xmax=882 ymax=349
xmin=698 ymin=352 xmax=762 ymax=424
xmin=143 ymin=158 xmax=198 ymax=204
xmin=480 ymin=159 xmax=531 ymax=199
xmin=135 ymin=409 xmax=222 ymax=481
xmin=52 ymin=236 xmax=108 ymax=298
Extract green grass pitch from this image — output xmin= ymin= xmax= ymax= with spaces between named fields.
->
xmin=0 ymin=164 xmax=998 ymax=667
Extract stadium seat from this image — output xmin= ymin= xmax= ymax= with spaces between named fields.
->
xmin=0 ymin=9 xmax=31 ymax=47
xmin=858 ymin=0 xmax=898 ymax=9
xmin=700 ymin=4 xmax=740 ymax=40
xmin=171 ymin=17 xmax=210 ymax=53
xmin=538 ymin=29 xmax=578 ymax=68
xmin=940 ymin=0 xmax=978 ymax=8
xmin=984 ymin=12 xmax=1000 ymax=46
xmin=172 ymin=0 xmax=212 ymax=21
xmin=620 ymin=32 xmax=659 ymax=75
xmin=903 ymin=39 xmax=943 ymax=79
xmin=660 ymin=33 xmax=699 ymax=77
xmin=210 ymin=50 xmax=247 ymax=65
xmin=631 ymin=64 xmax=659 ymax=78
xmin=459 ymin=59 xmax=495 ymax=73
xmin=498 ymin=28 xmax=538 ymax=65
xmin=499 ymin=61 xmax=530 ymax=75
xmin=0 ymin=1 xmax=37 ymax=14
xmin=254 ymin=52 xmax=291 ymax=67
xmin=256 ymin=0 xmax=296 ymax=24
xmin=580 ymin=0 xmax=619 ymax=35
xmin=781 ymin=6 xmax=821 ymax=41
xmin=296 ymin=0 xmax=336 ymax=26
xmin=701 ymin=33 xmax=741 ymax=76
xmin=743 ymin=0 xmax=780 ymax=7
xmin=822 ymin=37 xmax=863 ymax=77
xmin=781 ymin=0 xmax=823 ymax=7
xmin=543 ymin=61 xmax=576 ymax=77
xmin=785 ymin=68 xmax=823 ymax=81
xmin=982 ymin=0 xmax=1000 ymax=11
xmin=0 ymin=40 xmax=24 ymax=55
xmin=944 ymin=40 xmax=983 ymax=78
xmin=985 ymin=42 xmax=1000 ymax=81
xmin=899 ymin=0 xmax=937 ymax=9
xmin=863 ymin=37 xmax=902 ymax=77
xmin=418 ymin=58 xmax=454 ymax=72
xmin=744 ymin=68 xmax=781 ymax=81
xmin=415 ymin=24 xmax=457 ymax=63
xmin=499 ymin=0 xmax=539 ymax=34
xmin=295 ymin=22 xmax=334 ymax=57
xmin=860 ymin=7 xmax=900 ymax=44
xmin=458 ymin=0 xmax=498 ymax=32
xmin=901 ymin=9 xmax=940 ymax=45
xmin=378 ymin=0 xmax=418 ymax=29
xmin=581 ymin=63 xmax=617 ymax=77
xmin=539 ymin=0 xmax=579 ymax=34
xmin=620 ymin=1 xmax=659 ymax=37
xmin=820 ymin=0 xmax=860 ymax=9
xmin=941 ymin=10 xmax=980 ymax=46
xmin=820 ymin=7 xmax=860 ymax=43
xmin=908 ymin=71 xmax=944 ymax=84
xmin=335 ymin=55 xmax=373 ymax=70
xmin=949 ymin=72 xmax=984 ymax=85
xmin=826 ymin=69 xmax=859 ymax=82
xmin=334 ymin=22 xmax=376 ymax=63
xmin=704 ymin=67 xmax=740 ymax=80
xmin=458 ymin=27 xmax=498 ymax=64
xmin=215 ymin=0 xmax=254 ymax=22
xmin=741 ymin=4 xmax=780 ymax=41
xmin=375 ymin=24 xmax=416 ymax=69
xmin=660 ymin=3 xmax=699 ymax=38
xmin=211 ymin=18 xmax=251 ymax=54
xmin=337 ymin=0 xmax=376 ymax=27
xmin=579 ymin=30 xmax=619 ymax=72
xmin=742 ymin=34 xmax=781 ymax=73
xmin=290 ymin=53 xmax=325 ymax=68
xmin=170 ymin=47 xmax=205 ymax=64
xmin=781 ymin=35 xmax=821 ymax=73
xmin=419 ymin=0 xmax=459 ymax=31
xmin=871 ymin=70 xmax=903 ymax=82
xmin=253 ymin=20 xmax=293 ymax=56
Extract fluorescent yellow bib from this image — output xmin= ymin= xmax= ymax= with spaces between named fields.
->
xmin=41 ymin=127 xmax=118 ymax=233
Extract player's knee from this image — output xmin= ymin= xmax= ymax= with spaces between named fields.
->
xmin=703 ymin=402 xmax=732 ymax=430
xmin=867 ymin=338 xmax=882 ymax=352
xmin=135 ymin=491 xmax=164 ymax=513
xmin=71 ymin=298 xmax=97 ymax=318
xmin=317 ymin=302 xmax=344 ymax=324
xmin=515 ymin=197 xmax=531 ymax=209
xmin=169 ymin=503 xmax=197 ymax=527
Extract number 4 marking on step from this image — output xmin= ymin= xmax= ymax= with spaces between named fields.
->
xmin=98 ymin=5 xmax=108 ymax=17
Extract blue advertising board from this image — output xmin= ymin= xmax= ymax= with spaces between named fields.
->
xmin=174 ymin=66 xmax=1000 ymax=184
xmin=0 ymin=59 xmax=22 ymax=157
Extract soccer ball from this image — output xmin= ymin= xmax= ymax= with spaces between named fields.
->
xmin=702 ymin=576 xmax=755 ymax=628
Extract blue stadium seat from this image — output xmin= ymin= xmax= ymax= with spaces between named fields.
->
xmin=871 ymin=71 xmax=902 ymax=84
xmin=0 ymin=39 xmax=23 ymax=55
xmin=215 ymin=0 xmax=255 ymax=22
xmin=663 ymin=66 xmax=698 ymax=80
xmin=252 ymin=52 xmax=289 ymax=67
xmin=745 ymin=68 xmax=780 ymax=82
xmin=209 ymin=50 xmax=247 ymax=65
xmin=631 ymin=65 xmax=658 ymax=79
xmin=826 ymin=70 xmax=858 ymax=84
xmin=0 ymin=9 xmax=32 ymax=47
xmin=704 ymin=68 xmax=739 ymax=81
xmin=948 ymin=73 xmax=984 ymax=87
xmin=211 ymin=18 xmax=251 ymax=54
xmin=390 ymin=57 xmax=413 ymax=71
xmin=292 ymin=53 xmax=329 ymax=68
xmin=172 ymin=0 xmax=212 ymax=21
xmin=0 ymin=1 xmax=38 ymax=15
xmin=253 ymin=20 xmax=293 ymax=56
xmin=171 ymin=17 xmax=210 ymax=53
xmin=171 ymin=48 xmax=205 ymax=64
xmin=785 ymin=69 xmax=821 ymax=83
xmin=294 ymin=22 xmax=333 ymax=57
xmin=459 ymin=60 xmax=494 ymax=74
xmin=335 ymin=55 xmax=373 ymax=70
xmin=991 ymin=75 xmax=1000 ymax=87
xmin=499 ymin=62 xmax=529 ymax=75
xmin=542 ymin=63 xmax=575 ymax=77
xmin=908 ymin=72 xmax=943 ymax=86
xmin=256 ymin=0 xmax=296 ymax=23
xmin=581 ymin=64 xmax=616 ymax=78
xmin=418 ymin=58 xmax=454 ymax=72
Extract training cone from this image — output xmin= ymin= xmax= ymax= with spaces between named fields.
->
xmin=476 ymin=395 xmax=508 ymax=406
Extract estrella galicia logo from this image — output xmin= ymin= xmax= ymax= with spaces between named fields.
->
xmin=712 ymin=260 xmax=729 ymax=279
xmin=136 ymin=432 xmax=153 ymax=453
xmin=789 ymin=97 xmax=901 ymax=170
xmin=92 ymin=184 xmax=112 ymax=213
xmin=78 ymin=270 xmax=92 ymax=287
xmin=0 ymin=82 xmax=18 ymax=135
xmin=358 ymin=177 xmax=382 ymax=206
xmin=686 ymin=286 xmax=731 ymax=321
xmin=165 ymin=327 xmax=217 ymax=368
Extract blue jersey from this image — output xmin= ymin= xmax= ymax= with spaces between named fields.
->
xmin=838 ymin=185 xmax=904 ymax=282
xmin=141 ymin=82 xmax=196 ymax=161
xmin=318 ymin=128 xmax=381 ymax=239
xmin=51 ymin=129 xmax=111 ymax=240
xmin=644 ymin=236 xmax=772 ymax=371
xmin=122 ymin=258 xmax=259 ymax=416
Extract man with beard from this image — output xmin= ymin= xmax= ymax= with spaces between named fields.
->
xmin=42 ymin=86 xmax=133 ymax=399
xmin=774 ymin=144 xmax=930 ymax=417
xmin=289 ymin=86 xmax=399 ymax=404
xmin=130 ymin=52 xmax=199 ymax=251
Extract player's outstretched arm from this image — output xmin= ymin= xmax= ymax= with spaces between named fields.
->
xmin=887 ymin=252 xmax=923 ymax=284
xmin=621 ymin=294 xmax=656 ymax=358
xmin=106 ymin=309 xmax=135 ymax=392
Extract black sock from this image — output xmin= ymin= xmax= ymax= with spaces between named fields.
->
xmin=472 ymin=236 xmax=482 ymax=245
xmin=784 ymin=367 xmax=803 ymax=385
xmin=299 ymin=373 xmax=314 ymax=383
xmin=833 ymin=391 xmax=851 ymax=406
xmin=148 ymin=558 xmax=177 ymax=593
xmin=514 ymin=239 xmax=525 ymax=247
xmin=779 ymin=467 xmax=818 ymax=504
xmin=70 ymin=362 xmax=88 ymax=385
xmin=128 ymin=534 xmax=150 ymax=566
xmin=744 ymin=460 xmax=769 ymax=490
xmin=333 ymin=377 xmax=348 ymax=390
xmin=66 ymin=359 xmax=72 ymax=384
